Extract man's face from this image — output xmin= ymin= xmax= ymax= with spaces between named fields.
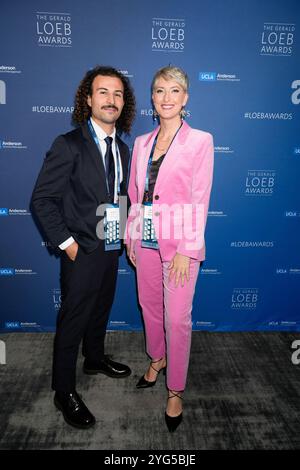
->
xmin=87 ymin=75 xmax=125 ymax=127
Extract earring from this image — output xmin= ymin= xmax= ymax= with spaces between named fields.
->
xmin=153 ymin=109 xmax=158 ymax=120
xmin=180 ymin=108 xmax=187 ymax=119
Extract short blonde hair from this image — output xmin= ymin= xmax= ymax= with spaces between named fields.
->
xmin=152 ymin=66 xmax=189 ymax=93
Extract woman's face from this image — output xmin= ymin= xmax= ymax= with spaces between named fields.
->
xmin=152 ymin=77 xmax=188 ymax=121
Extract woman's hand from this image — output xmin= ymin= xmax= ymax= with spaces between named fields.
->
xmin=126 ymin=240 xmax=136 ymax=267
xmin=168 ymin=253 xmax=190 ymax=287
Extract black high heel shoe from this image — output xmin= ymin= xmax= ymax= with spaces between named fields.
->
xmin=165 ymin=392 xmax=183 ymax=433
xmin=136 ymin=358 xmax=166 ymax=389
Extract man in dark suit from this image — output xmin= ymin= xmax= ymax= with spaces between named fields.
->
xmin=31 ymin=65 xmax=136 ymax=429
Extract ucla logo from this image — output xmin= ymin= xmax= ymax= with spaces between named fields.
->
xmin=285 ymin=211 xmax=297 ymax=217
xmin=199 ymin=72 xmax=216 ymax=81
xmin=5 ymin=321 xmax=20 ymax=329
xmin=0 ymin=208 xmax=8 ymax=216
xmin=276 ymin=268 xmax=287 ymax=274
xmin=0 ymin=268 xmax=15 ymax=275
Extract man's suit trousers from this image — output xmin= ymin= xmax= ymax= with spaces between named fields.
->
xmin=52 ymin=245 xmax=119 ymax=392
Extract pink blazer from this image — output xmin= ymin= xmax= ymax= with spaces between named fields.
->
xmin=126 ymin=121 xmax=214 ymax=262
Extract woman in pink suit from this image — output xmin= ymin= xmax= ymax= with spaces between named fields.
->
xmin=126 ymin=66 xmax=214 ymax=432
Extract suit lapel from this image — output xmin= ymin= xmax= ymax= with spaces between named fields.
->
xmin=116 ymin=135 xmax=127 ymax=171
xmin=116 ymin=135 xmax=129 ymax=192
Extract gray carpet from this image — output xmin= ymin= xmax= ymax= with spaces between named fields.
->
xmin=0 ymin=331 xmax=300 ymax=450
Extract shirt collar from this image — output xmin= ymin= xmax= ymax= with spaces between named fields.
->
xmin=90 ymin=117 xmax=116 ymax=142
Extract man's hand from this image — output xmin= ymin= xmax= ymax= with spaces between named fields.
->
xmin=65 ymin=241 xmax=79 ymax=261
xmin=168 ymin=253 xmax=191 ymax=287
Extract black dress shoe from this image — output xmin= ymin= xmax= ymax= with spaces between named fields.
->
xmin=83 ymin=355 xmax=131 ymax=378
xmin=165 ymin=412 xmax=183 ymax=433
xmin=54 ymin=391 xmax=96 ymax=429
xmin=136 ymin=358 xmax=166 ymax=389
xmin=165 ymin=392 xmax=183 ymax=432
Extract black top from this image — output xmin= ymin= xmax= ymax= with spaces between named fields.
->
xmin=143 ymin=154 xmax=165 ymax=203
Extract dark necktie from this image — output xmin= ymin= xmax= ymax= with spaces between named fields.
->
xmin=104 ymin=136 xmax=115 ymax=200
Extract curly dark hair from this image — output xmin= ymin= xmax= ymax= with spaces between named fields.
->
xmin=72 ymin=65 xmax=136 ymax=135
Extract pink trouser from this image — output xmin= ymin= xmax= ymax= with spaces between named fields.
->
xmin=135 ymin=241 xmax=200 ymax=391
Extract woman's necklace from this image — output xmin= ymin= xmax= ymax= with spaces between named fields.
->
xmin=155 ymin=135 xmax=173 ymax=152
xmin=155 ymin=144 xmax=168 ymax=151
xmin=155 ymin=122 xmax=182 ymax=152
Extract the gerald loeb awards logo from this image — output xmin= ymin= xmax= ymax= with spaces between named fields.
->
xmin=260 ymin=22 xmax=295 ymax=56
xmin=245 ymin=170 xmax=276 ymax=196
xmin=152 ymin=18 xmax=185 ymax=52
xmin=231 ymin=288 xmax=259 ymax=309
xmin=36 ymin=12 xmax=72 ymax=47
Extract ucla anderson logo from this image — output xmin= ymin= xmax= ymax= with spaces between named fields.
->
xmin=199 ymin=73 xmax=239 ymax=82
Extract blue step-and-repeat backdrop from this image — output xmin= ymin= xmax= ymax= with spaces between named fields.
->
xmin=0 ymin=0 xmax=299 ymax=332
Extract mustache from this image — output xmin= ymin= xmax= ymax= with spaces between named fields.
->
xmin=102 ymin=105 xmax=119 ymax=111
